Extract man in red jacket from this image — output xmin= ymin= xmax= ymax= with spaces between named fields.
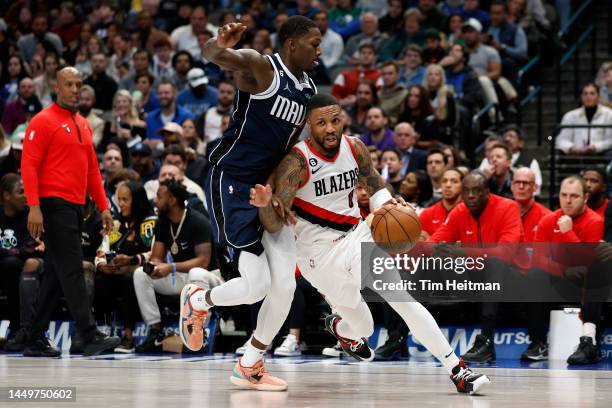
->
xmin=511 ymin=167 xmax=552 ymax=361
xmin=512 ymin=167 xmax=551 ymax=242
xmin=534 ymin=176 xmax=604 ymax=365
xmin=21 ymin=67 xmax=120 ymax=357
xmin=419 ymin=168 xmax=463 ymax=239
xmin=429 ymin=171 xmax=524 ymax=363
xmin=582 ymin=166 xmax=608 ymax=218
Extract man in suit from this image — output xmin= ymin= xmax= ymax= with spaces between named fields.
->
xmin=394 ymin=122 xmax=427 ymax=177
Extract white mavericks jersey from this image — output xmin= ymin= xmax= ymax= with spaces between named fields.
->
xmin=292 ymin=135 xmax=362 ymax=245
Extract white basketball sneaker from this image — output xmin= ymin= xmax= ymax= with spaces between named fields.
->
xmin=274 ymin=334 xmax=302 ymax=357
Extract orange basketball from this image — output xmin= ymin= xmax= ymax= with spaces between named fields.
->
xmin=370 ymin=204 xmax=422 ymax=255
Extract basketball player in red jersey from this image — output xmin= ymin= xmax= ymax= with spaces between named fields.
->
xmin=250 ymin=93 xmax=490 ymax=395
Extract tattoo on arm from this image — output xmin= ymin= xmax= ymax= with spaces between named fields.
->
xmin=258 ymin=151 xmax=307 ymax=232
xmin=353 ymin=138 xmax=386 ymax=196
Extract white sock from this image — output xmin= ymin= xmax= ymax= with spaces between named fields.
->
xmin=582 ymin=322 xmax=596 ymax=345
xmin=388 ymin=301 xmax=460 ymax=375
xmin=241 ymin=340 xmax=266 ymax=367
xmin=189 ymin=287 xmax=211 ymax=311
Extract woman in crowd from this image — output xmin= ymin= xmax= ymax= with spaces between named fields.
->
xmin=398 ymin=169 xmax=435 ymax=214
xmin=1 ymin=56 xmax=30 ymax=104
xmin=33 ymin=53 xmax=59 ymax=107
xmin=398 ymin=85 xmax=440 ymax=149
xmin=423 ymin=64 xmax=456 ymax=143
xmin=347 ymin=80 xmax=379 ymax=135
xmin=104 ymin=90 xmax=147 ymax=148
xmin=95 ymin=181 xmax=156 ymax=353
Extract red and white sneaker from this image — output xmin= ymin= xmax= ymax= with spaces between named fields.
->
xmin=324 ymin=314 xmax=374 ymax=362
xmin=451 ymin=359 xmax=491 ymax=394
xmin=230 ymin=358 xmax=288 ymax=391
xmin=179 ymin=284 xmax=208 ymax=351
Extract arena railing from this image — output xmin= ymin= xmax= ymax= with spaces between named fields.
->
xmin=548 ymin=123 xmax=612 ymax=208
xmin=468 ymin=101 xmax=498 ymax=168
xmin=516 ymin=56 xmax=543 ymax=145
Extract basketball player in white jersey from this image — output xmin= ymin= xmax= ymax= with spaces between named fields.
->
xmin=250 ymin=94 xmax=491 ymax=394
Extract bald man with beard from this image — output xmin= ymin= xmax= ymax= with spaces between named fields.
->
xmin=21 ymin=67 xmax=120 ymax=357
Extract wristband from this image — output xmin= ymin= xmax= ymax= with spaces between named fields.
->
xmin=171 ymin=262 xmax=177 ymax=288
xmin=369 ymin=188 xmax=393 ymax=211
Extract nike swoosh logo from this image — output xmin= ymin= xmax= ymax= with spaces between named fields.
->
xmin=553 ymin=229 xmax=561 ymax=233
xmin=432 ymin=220 xmax=440 ymax=224
xmin=154 ymin=339 xmax=164 ymax=346
xmin=444 ymin=350 xmax=453 ymax=358
xmin=311 ymin=167 xmax=323 ymax=175
xmin=466 ymin=231 xmax=473 ymax=235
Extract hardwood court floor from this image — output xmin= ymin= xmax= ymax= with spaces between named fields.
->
xmin=1 ymin=353 xmax=611 ymax=408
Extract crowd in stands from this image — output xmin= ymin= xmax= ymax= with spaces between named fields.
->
xmin=0 ymin=0 xmax=611 ymax=364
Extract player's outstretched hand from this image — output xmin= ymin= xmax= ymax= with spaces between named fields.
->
xmin=217 ymin=23 xmax=247 ymax=49
xmin=272 ymin=197 xmax=298 ymax=226
xmin=250 ymin=184 xmax=273 ymax=207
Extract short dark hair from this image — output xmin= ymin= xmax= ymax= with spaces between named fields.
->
xmin=582 ymin=82 xmax=600 ymax=95
xmin=582 ymin=166 xmax=608 ymax=185
xmin=307 ymin=93 xmax=339 ymax=114
xmin=172 ymin=50 xmax=194 ymax=68
xmin=491 ymin=0 xmax=508 ymax=11
xmin=381 ymin=61 xmax=400 ymax=72
xmin=135 ymin=72 xmax=155 ymax=85
xmin=0 ymin=173 xmax=21 ymax=197
xmin=133 ymin=48 xmax=152 ymax=64
xmin=502 ymin=124 xmax=524 ymax=139
xmin=490 ymin=143 xmax=512 ymax=160
xmin=162 ymin=144 xmax=187 ymax=164
xmin=359 ymin=43 xmax=376 ymax=53
xmin=278 ymin=15 xmax=318 ymax=47
xmin=160 ymin=179 xmax=189 ymax=207
xmin=381 ymin=148 xmax=402 ymax=161
xmin=426 ymin=148 xmax=448 ymax=165
xmin=444 ymin=167 xmax=465 ymax=181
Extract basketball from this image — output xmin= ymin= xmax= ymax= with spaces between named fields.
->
xmin=371 ymin=204 xmax=422 ymax=254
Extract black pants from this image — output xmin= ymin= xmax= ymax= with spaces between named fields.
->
xmin=28 ymin=197 xmax=96 ymax=342
xmin=94 ymin=272 xmax=140 ymax=331
xmin=286 ymin=277 xmax=319 ymax=330
xmin=0 ymin=255 xmax=23 ymax=334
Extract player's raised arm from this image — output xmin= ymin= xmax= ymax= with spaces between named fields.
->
xmin=203 ymin=23 xmax=272 ymax=93
xmin=251 ymin=150 xmax=307 ymax=233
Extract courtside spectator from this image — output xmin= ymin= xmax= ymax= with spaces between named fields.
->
xmin=426 ymin=148 xmax=448 ymax=198
xmin=394 ymin=122 xmax=427 ymax=176
xmin=556 ymin=83 xmax=612 ymax=156
xmin=17 ymin=14 xmax=63 ymax=63
xmin=460 ymin=0 xmax=491 ymax=29
xmin=398 ymin=85 xmax=440 ymax=148
xmin=145 ymin=80 xmax=193 ymax=144
xmin=1 ymin=78 xmax=39 ymax=135
xmin=399 ymin=44 xmax=427 ymax=86
xmin=346 ymin=81 xmax=379 ymax=134
xmin=201 ymin=81 xmax=235 ymax=147
xmin=84 ymin=53 xmax=118 ymax=112
xmin=380 ymin=8 xmax=426 ymax=61
xmin=177 ymin=68 xmax=218 ymax=118
xmin=381 ymin=148 xmax=405 ymax=193
xmin=502 ymin=125 xmax=542 ymax=195
xmin=379 ymin=61 xmax=408 ymax=126
xmin=133 ymin=179 xmax=221 ymax=353
xmin=130 ymin=143 xmax=159 ymax=184
xmin=486 ymin=143 xmax=514 ymax=199
xmin=314 ymin=11 xmax=344 ymax=70
xmin=342 ymin=13 xmax=386 ymax=64
xmin=78 ymin=85 xmax=104 ymax=148
xmin=170 ymin=6 xmax=218 ymax=60
xmin=332 ymin=44 xmax=381 ymax=107
xmin=360 ymin=107 xmax=395 ymax=151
